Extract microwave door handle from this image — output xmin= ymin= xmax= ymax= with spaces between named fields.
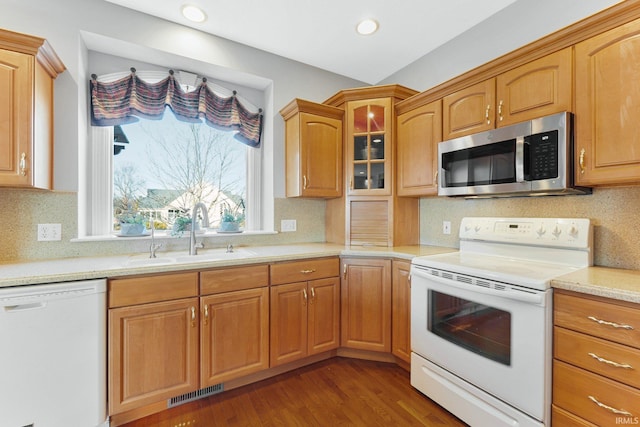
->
xmin=515 ymin=136 xmax=525 ymax=183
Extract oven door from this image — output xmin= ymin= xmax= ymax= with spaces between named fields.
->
xmin=410 ymin=265 xmax=552 ymax=422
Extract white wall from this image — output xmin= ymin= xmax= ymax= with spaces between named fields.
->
xmin=381 ymin=0 xmax=622 ymax=90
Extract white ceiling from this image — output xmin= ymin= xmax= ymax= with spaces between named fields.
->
xmin=104 ymin=0 xmax=518 ymax=84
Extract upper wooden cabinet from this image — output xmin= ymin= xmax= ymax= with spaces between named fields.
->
xmin=0 ymin=29 xmax=65 ymax=189
xmin=443 ymin=48 xmax=572 ymax=140
xmin=395 ymin=99 xmax=442 ymax=197
xmin=280 ymin=99 xmax=344 ymax=198
xmin=574 ymin=18 xmax=640 ymax=186
xmin=346 ymin=98 xmax=392 ymax=195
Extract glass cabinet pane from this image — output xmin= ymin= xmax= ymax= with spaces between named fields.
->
xmin=369 ymin=105 xmax=385 ymax=132
xmin=353 ymin=164 xmax=368 ymax=189
xmin=370 ymin=134 xmax=385 ymax=160
xmin=354 ymin=136 xmax=367 ymax=161
xmin=371 ymin=163 xmax=385 ymax=189
xmin=353 ymin=106 xmax=368 ymax=133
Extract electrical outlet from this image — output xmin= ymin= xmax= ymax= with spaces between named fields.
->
xmin=442 ymin=221 xmax=451 ymax=235
xmin=38 ymin=223 xmax=62 ymax=241
xmin=281 ymin=219 xmax=297 ymax=232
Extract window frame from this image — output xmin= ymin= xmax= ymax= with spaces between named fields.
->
xmin=83 ymin=70 xmax=272 ymax=238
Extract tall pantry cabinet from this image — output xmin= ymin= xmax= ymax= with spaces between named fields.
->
xmin=0 ymin=28 xmax=65 ymax=189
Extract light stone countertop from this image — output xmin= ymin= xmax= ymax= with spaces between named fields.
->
xmin=552 ymin=266 xmax=640 ymax=304
xmin=0 ymin=243 xmax=456 ymax=288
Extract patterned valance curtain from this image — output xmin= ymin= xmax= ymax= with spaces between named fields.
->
xmin=90 ymin=69 xmax=263 ymax=147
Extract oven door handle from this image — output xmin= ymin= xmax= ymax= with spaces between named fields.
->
xmin=412 ymin=270 xmax=544 ymax=305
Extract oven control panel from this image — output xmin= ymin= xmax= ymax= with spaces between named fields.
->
xmin=459 ymin=217 xmax=592 ymax=248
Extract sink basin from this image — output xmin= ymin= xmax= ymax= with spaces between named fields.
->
xmin=124 ymin=248 xmax=257 ymax=267
xmin=125 ymin=256 xmax=177 ymax=267
xmin=174 ymin=248 xmax=257 ymax=263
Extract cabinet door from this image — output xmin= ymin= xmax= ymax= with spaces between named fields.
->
xmin=0 ymin=49 xmax=34 ymax=187
xmin=308 ymin=277 xmax=340 ymax=355
xmin=270 ymin=282 xmax=308 ymax=366
xmin=346 ymin=98 xmax=392 ymax=195
xmin=575 ymin=18 xmax=640 ymax=186
xmin=443 ymin=79 xmax=495 ymax=140
xmin=396 ymin=100 xmax=442 ymax=196
xmin=496 ymin=48 xmax=572 ymax=127
xmin=298 ymin=112 xmax=343 ymax=197
xmin=108 ymin=297 xmax=199 ymax=415
xmin=341 ymin=258 xmax=392 ymax=352
xmin=391 ymin=260 xmax=411 ymax=363
xmin=201 ymin=287 xmax=269 ymax=386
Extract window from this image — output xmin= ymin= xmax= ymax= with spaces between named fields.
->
xmin=113 ymin=110 xmax=247 ymax=234
xmin=85 ymin=67 xmax=270 ymax=238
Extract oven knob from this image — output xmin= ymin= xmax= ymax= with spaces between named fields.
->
xmin=569 ymin=225 xmax=579 ymax=238
xmin=474 ymin=225 xmax=481 ymax=233
xmin=536 ymin=226 xmax=546 ymax=237
xmin=552 ymin=226 xmax=562 ymax=238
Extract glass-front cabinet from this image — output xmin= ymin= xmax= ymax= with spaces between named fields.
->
xmin=346 ymin=98 xmax=392 ymax=195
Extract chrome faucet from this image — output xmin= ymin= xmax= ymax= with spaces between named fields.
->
xmin=149 ymin=220 xmax=163 ymax=258
xmin=189 ymin=202 xmax=209 ymax=255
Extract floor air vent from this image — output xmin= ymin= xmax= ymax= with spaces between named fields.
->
xmin=168 ymin=383 xmax=224 ymax=408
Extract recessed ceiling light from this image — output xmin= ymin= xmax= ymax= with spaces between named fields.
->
xmin=182 ymin=5 xmax=207 ymax=23
xmin=356 ymin=19 xmax=379 ymax=36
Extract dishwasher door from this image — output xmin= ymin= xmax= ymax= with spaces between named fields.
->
xmin=0 ymin=279 xmax=107 ymax=427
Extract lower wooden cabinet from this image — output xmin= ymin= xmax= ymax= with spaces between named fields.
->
xmin=341 ymin=257 xmax=392 ymax=352
xmin=553 ymin=290 xmax=640 ymax=425
xmin=391 ymin=260 xmax=411 ymax=363
xmin=200 ymin=287 xmax=269 ymax=386
xmin=270 ymin=258 xmax=340 ymax=366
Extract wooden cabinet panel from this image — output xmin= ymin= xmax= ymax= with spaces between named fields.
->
xmin=443 ymin=79 xmax=495 ymax=140
xmin=396 ymin=100 xmax=442 ymax=197
xmin=109 ymin=272 xmax=199 ymax=308
xmin=575 ymin=18 xmax=640 ymax=186
xmin=280 ymin=99 xmax=344 ymax=198
xmin=201 ymin=287 xmax=269 ymax=386
xmin=109 ymin=297 xmax=199 ymax=414
xmin=496 ymin=47 xmax=572 ymax=127
xmin=391 ymin=260 xmax=411 ymax=363
xmin=270 ymin=257 xmax=339 ymax=285
xmin=200 ymin=265 xmax=268 ymax=295
xmin=0 ymin=29 xmax=64 ymax=189
xmin=553 ymin=360 xmax=640 ymax=426
xmin=554 ymin=326 xmax=640 ymax=389
xmin=349 ymin=199 xmax=389 ymax=246
xmin=270 ymin=282 xmax=308 ymax=366
xmin=554 ymin=292 xmax=640 ymax=349
xmin=552 ymin=405 xmax=599 ymax=427
xmin=341 ymin=258 xmax=392 ymax=352
xmin=308 ymin=277 xmax=340 ymax=355
xmin=270 ymin=261 xmax=340 ymax=366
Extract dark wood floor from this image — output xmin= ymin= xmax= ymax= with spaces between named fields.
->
xmin=121 ymin=357 xmax=467 ymax=426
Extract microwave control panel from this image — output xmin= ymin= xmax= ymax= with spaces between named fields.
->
xmin=526 ymin=130 xmax=558 ymax=180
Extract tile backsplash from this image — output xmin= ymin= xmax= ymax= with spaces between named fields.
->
xmin=2 ymin=186 xmax=640 ymax=271
xmin=420 ymin=186 xmax=640 ymax=270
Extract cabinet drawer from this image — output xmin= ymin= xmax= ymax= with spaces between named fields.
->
xmin=552 ymin=405 xmax=598 ymax=427
xmin=554 ymin=292 xmax=640 ymax=349
xmin=108 ymin=272 xmax=198 ymax=308
xmin=270 ymin=257 xmax=339 ymax=285
xmin=555 ymin=327 xmax=640 ymax=389
xmin=200 ymin=265 xmax=269 ymax=295
xmin=553 ymin=360 xmax=640 ymax=425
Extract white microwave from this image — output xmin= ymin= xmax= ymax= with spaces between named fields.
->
xmin=437 ymin=112 xmax=591 ymax=197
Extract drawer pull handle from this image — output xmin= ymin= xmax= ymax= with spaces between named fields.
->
xmin=191 ymin=306 xmax=196 ymax=327
xmin=588 ymin=352 xmax=633 ymax=369
xmin=485 ymin=104 xmax=491 ymax=125
xmin=579 ymin=148 xmax=586 ymax=174
xmin=588 ymin=316 xmax=634 ymax=330
xmin=300 ymin=269 xmax=316 ymax=274
xmin=310 ymin=287 xmax=315 ymax=304
xmin=19 ymin=152 xmax=27 ymax=176
xmin=204 ymin=304 xmax=209 ymax=326
xmin=302 ymin=288 xmax=307 ymax=306
xmin=588 ymin=396 xmax=633 ymax=416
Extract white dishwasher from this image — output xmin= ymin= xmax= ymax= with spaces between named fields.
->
xmin=0 ymin=279 xmax=107 ymax=427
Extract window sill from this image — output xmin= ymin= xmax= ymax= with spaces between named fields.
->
xmin=71 ymin=230 xmax=278 ymax=243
